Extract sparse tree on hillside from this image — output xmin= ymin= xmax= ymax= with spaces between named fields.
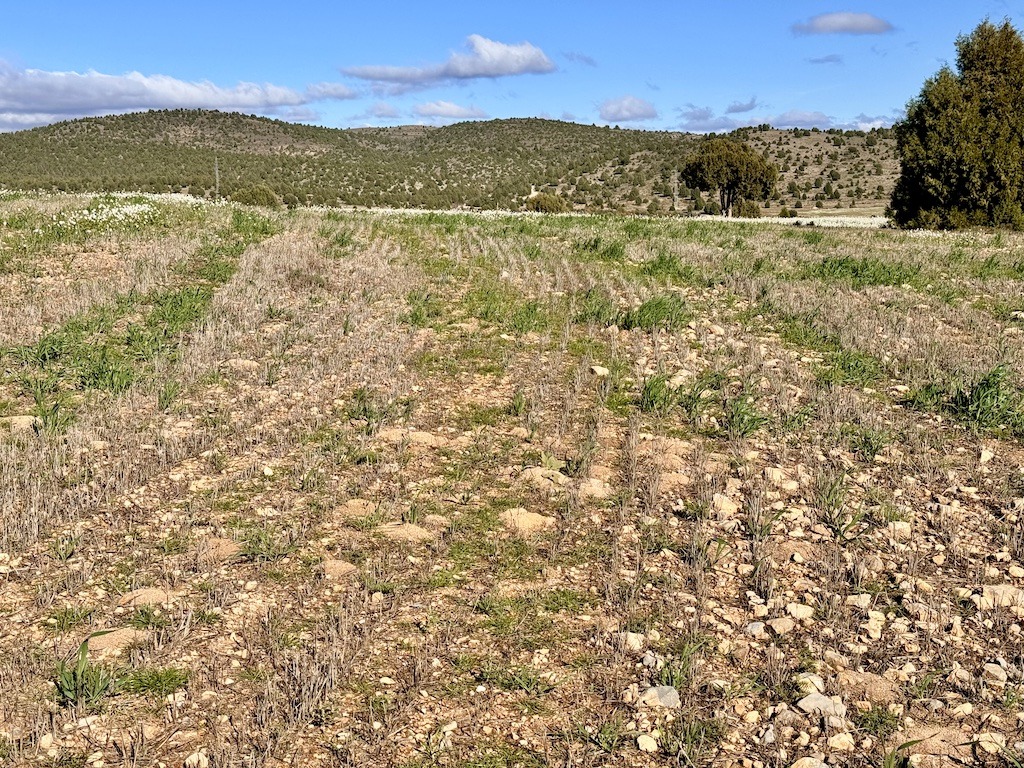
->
xmin=525 ymin=192 xmax=570 ymax=213
xmin=890 ymin=19 xmax=1024 ymax=229
xmin=681 ymin=138 xmax=777 ymax=217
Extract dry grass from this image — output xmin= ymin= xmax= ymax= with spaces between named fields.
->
xmin=0 ymin=196 xmax=1022 ymax=768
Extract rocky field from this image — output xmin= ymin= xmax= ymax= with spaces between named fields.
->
xmin=1 ymin=193 xmax=1023 ymax=768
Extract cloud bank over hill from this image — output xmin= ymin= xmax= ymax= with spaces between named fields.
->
xmin=0 ymin=62 xmax=359 ymax=131
xmin=599 ymin=95 xmax=658 ymax=123
xmin=413 ymin=101 xmax=487 ymax=120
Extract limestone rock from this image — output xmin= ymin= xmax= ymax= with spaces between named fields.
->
xmin=520 ymin=467 xmax=569 ymax=492
xmin=636 ymin=734 xmax=658 ymax=752
xmin=713 ymin=493 xmax=739 ymax=517
xmin=579 ymin=477 xmax=613 ymax=500
xmin=745 ymin=622 xmax=767 ymax=639
xmin=787 ymin=602 xmax=814 ymax=620
xmin=500 ymin=507 xmax=556 ymax=534
xmin=614 ymin=631 xmax=646 ymax=653
xmin=846 ymin=594 xmax=872 ymax=610
xmin=0 ymin=415 xmax=39 ymax=433
xmin=789 ymin=758 xmax=828 ymax=768
xmin=983 ymin=663 xmax=1008 ymax=685
xmin=322 ymin=560 xmax=358 ymax=579
xmin=195 ymin=537 xmax=240 ymax=565
xmin=975 ymin=732 xmax=1007 ymax=755
xmin=828 ymin=732 xmax=856 ymax=752
xmin=976 ymin=584 xmax=1024 ymax=610
xmin=795 ymin=673 xmax=825 ymax=695
xmin=85 ymin=628 xmax=148 ymax=657
xmin=767 ymin=617 xmax=797 ymax=635
xmin=639 ymin=685 xmax=681 ymax=709
xmin=796 ymin=692 xmax=847 ymax=718
xmin=378 ymin=523 xmax=434 ymax=544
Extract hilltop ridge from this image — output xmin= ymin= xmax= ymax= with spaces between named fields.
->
xmin=0 ymin=109 xmax=897 ymax=214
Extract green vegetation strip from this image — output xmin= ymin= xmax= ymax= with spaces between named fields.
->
xmin=2 ymin=208 xmax=277 ymax=432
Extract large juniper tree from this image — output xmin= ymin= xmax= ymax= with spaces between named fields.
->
xmin=890 ymin=19 xmax=1024 ymax=229
xmin=681 ymin=138 xmax=776 ymax=217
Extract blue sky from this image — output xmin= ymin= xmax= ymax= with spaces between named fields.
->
xmin=0 ymin=1 xmax=1021 ymax=133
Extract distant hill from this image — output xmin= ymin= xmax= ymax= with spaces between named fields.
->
xmin=0 ymin=109 xmax=897 ymax=215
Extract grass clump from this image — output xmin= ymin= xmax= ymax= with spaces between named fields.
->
xmin=125 ymin=605 xmax=171 ymax=630
xmin=639 ymin=249 xmax=700 ymax=284
xmin=574 ymin=289 xmax=690 ymax=332
xmin=46 ymin=606 xmax=93 ymax=634
xmin=463 ymin=282 xmax=552 ymax=334
xmin=573 ymin=288 xmax=620 ymax=327
xmin=54 ymin=635 xmax=117 ymax=709
xmin=854 ymin=704 xmax=900 ymax=740
xmin=479 ymin=664 xmax=555 ymax=695
xmin=639 ymin=370 xmax=767 ymax=437
xmin=906 ymin=365 xmax=1024 ymax=436
xmin=817 ymin=348 xmax=883 ymax=387
xmin=119 ymin=667 xmax=189 ymax=698
xmin=660 ymin=714 xmax=725 ymax=763
xmin=801 ymin=255 xmax=921 ymax=288
xmin=721 ymin=388 xmax=769 ymax=438
xmin=404 ymin=289 xmax=445 ymax=327
xmin=770 ymin=309 xmax=884 ymax=387
xmin=841 ymin=422 xmax=891 ymax=462
xmin=948 ymin=365 xmax=1024 ymax=436
xmin=2 ymin=207 xmax=277 ymax=426
xmin=638 ymin=373 xmax=677 ymax=414
xmin=620 ymin=293 xmax=690 ymax=332
xmin=573 ymin=235 xmax=625 ymax=262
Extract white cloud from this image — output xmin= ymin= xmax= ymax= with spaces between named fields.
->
xmin=0 ymin=61 xmax=358 ymax=131
xmin=305 ymin=82 xmax=358 ymax=100
xmin=808 ymin=54 xmax=844 ymax=65
xmin=845 ymin=111 xmax=901 ymax=130
xmin=0 ymin=111 xmax=65 ymax=132
xmin=366 ymin=102 xmax=400 ymax=118
xmin=725 ymin=96 xmax=758 ymax=114
xmin=344 ymin=35 xmax=555 ymax=89
xmin=770 ymin=109 xmax=834 ymax=128
xmin=275 ymin=106 xmax=322 ymax=123
xmin=413 ymin=100 xmax=487 ymax=120
xmin=793 ymin=13 xmax=893 ymax=35
xmin=675 ymin=104 xmax=737 ymax=132
xmin=599 ymin=95 xmax=657 ymax=123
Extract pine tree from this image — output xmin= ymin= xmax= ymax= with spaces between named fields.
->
xmin=890 ymin=19 xmax=1024 ymax=229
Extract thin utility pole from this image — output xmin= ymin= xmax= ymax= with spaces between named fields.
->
xmin=214 ymin=156 xmax=220 ymax=199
